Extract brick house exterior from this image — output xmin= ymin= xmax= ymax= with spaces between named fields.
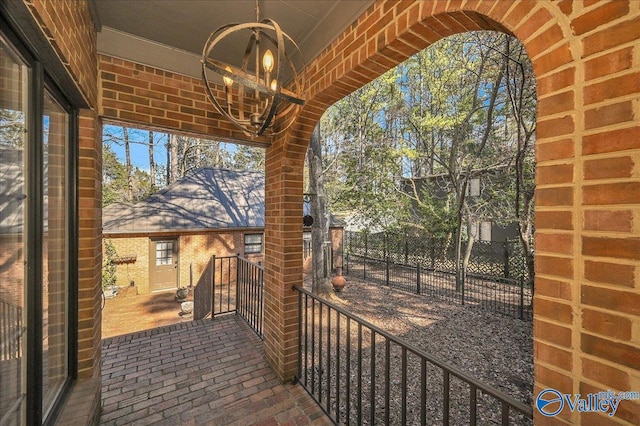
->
xmin=0 ymin=1 xmax=638 ymax=425
xmin=102 ymin=167 xmax=344 ymax=294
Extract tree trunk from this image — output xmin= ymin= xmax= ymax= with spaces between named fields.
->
xmin=462 ymin=206 xmax=477 ymax=282
xmin=454 ymin=179 xmax=467 ymax=291
xmin=308 ymin=123 xmax=333 ymax=296
xmin=148 ymin=131 xmax=155 ymax=187
xmin=454 ymin=221 xmax=464 ymax=291
xmin=170 ymin=134 xmax=179 ymax=183
xmin=123 ymin=127 xmax=133 ymax=201
xmin=505 ymin=33 xmax=536 ymax=298
xmin=166 ymin=135 xmax=171 ymax=184
xmin=519 ymin=222 xmax=535 ymax=287
xmin=180 ymin=137 xmax=189 ymax=176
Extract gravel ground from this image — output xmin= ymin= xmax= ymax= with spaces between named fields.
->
xmin=300 ymin=275 xmax=533 ymax=424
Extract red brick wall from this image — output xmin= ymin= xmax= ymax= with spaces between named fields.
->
xmin=25 ymin=0 xmax=102 ymax=381
xmin=92 ymin=1 xmax=639 ymax=423
xmin=98 ymin=54 xmax=270 ymax=146
xmin=262 ymin=1 xmax=640 ymax=423
xmin=25 ymin=0 xmax=97 ymax=107
xmin=105 ymin=230 xmax=264 ymax=294
xmin=77 ymin=110 xmax=102 ymax=379
xmin=179 ymin=232 xmax=248 ymax=286
xmin=331 ymin=228 xmax=344 ymax=270
xmin=104 ymin=236 xmax=149 ymax=291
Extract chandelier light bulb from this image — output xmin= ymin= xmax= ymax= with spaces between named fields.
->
xmin=262 ymin=49 xmax=274 ymax=73
xmin=270 ymin=79 xmax=278 ymax=91
xmin=223 ymin=66 xmax=234 ymax=88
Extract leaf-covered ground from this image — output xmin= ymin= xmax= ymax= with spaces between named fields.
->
xmin=302 ymin=275 xmax=533 ymax=424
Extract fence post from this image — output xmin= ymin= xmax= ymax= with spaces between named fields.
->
xmin=364 ymin=233 xmax=368 ymax=279
xmin=519 ymin=277 xmax=524 ymax=320
xmin=236 ymin=254 xmax=241 ymax=315
xmin=503 ymin=240 xmax=510 ymax=278
xmin=345 ymin=252 xmax=349 ymax=275
xmin=211 ymin=255 xmax=216 ymax=319
xmin=385 ymin=256 xmax=390 ymax=286
xmin=430 ymin=239 xmax=435 ymax=270
xmin=383 ymin=232 xmax=387 ymax=260
xmin=404 ymin=233 xmax=409 ymax=264
xmin=416 ymin=263 xmax=421 ymax=295
xmin=330 ymin=244 xmax=335 ymax=273
xmin=365 ymin=232 xmax=368 ymax=259
xmin=363 ymin=255 xmax=367 ymax=279
xmin=323 ymin=241 xmax=333 ymax=278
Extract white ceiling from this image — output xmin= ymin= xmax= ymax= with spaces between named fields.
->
xmin=93 ymin=0 xmax=374 ymax=79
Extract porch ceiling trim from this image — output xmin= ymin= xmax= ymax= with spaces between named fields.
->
xmin=97 ymin=26 xmax=204 ymax=81
xmin=94 ymin=0 xmax=374 ymax=82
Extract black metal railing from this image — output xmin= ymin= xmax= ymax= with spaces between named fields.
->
xmin=294 ymin=287 xmax=533 ymax=425
xmin=345 ymin=231 xmax=531 ymax=284
xmin=192 ymin=254 xmax=264 ymax=338
xmin=236 ymin=255 xmax=264 ymax=338
xmin=211 ymin=255 xmax=238 ymax=316
xmin=0 ymin=298 xmax=23 ymax=360
xmin=345 ymin=253 xmax=532 ymax=320
xmin=193 ymin=257 xmax=214 ymax=320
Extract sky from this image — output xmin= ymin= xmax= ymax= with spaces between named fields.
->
xmin=103 ymin=124 xmax=168 ymax=172
xmin=103 ymin=124 xmax=247 ymax=174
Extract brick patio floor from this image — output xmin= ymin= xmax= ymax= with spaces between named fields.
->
xmin=100 ymin=316 xmax=332 ymax=425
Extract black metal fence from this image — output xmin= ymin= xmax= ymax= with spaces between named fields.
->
xmin=345 ymin=231 xmax=531 ymax=284
xmin=193 ymin=257 xmax=214 ymax=320
xmin=294 ymin=286 xmax=533 ymax=425
xmin=236 ymin=256 xmax=264 ymax=339
xmin=193 ymin=254 xmax=264 ymax=339
xmin=0 ymin=298 xmax=23 ymax=360
xmin=211 ymin=255 xmax=238 ymax=317
xmin=345 ymin=253 xmax=532 ymax=320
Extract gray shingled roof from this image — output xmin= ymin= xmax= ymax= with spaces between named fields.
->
xmin=103 ymin=168 xmax=265 ymax=234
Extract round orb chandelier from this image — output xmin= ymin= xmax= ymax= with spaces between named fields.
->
xmin=201 ymin=2 xmax=306 ymax=138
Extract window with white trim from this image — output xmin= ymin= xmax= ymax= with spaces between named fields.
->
xmin=244 ymin=233 xmax=263 ymax=254
xmin=480 ymin=221 xmax=492 ymax=242
xmin=467 ymin=178 xmax=481 ymax=197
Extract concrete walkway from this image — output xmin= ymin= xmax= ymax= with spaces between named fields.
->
xmin=100 ymin=316 xmax=331 ymax=425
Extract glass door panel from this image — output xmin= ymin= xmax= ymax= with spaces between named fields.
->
xmin=0 ymin=36 xmax=28 ymax=426
xmin=41 ymin=90 xmax=68 ymax=417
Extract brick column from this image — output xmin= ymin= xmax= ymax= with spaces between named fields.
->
xmin=77 ymin=109 xmax=102 ymax=379
xmin=263 ymin=132 xmax=307 ymax=382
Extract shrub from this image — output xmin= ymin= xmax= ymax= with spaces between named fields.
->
xmin=102 ymin=240 xmax=118 ymax=289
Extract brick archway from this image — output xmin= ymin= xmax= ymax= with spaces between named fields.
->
xmin=264 ymin=2 xmax=639 ymax=424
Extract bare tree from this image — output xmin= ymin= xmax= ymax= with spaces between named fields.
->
xmin=171 ymin=134 xmax=179 ymax=183
xmin=504 ymin=35 xmax=536 ymax=287
xmin=307 ymin=124 xmax=333 ymax=296
xmin=0 ymin=109 xmax=25 ymax=147
xmin=165 ymin=133 xmax=179 ymax=184
xmin=148 ymin=130 xmax=155 ymax=188
xmin=123 ymin=127 xmax=133 ymax=200
xmin=393 ymin=32 xmax=536 ymax=289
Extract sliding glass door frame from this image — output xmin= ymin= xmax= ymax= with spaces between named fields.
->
xmin=0 ymin=13 xmax=79 ymax=426
xmin=40 ymin=79 xmax=78 ymax=425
